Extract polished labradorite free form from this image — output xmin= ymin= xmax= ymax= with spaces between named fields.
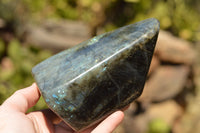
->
xmin=32 ymin=18 xmax=160 ymax=131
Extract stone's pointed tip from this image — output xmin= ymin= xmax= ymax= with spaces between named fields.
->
xmin=149 ymin=18 xmax=160 ymax=23
xmin=146 ymin=18 xmax=160 ymax=25
xmin=151 ymin=18 xmax=160 ymax=30
xmin=32 ymin=18 xmax=160 ymax=131
xmin=139 ymin=18 xmax=160 ymax=32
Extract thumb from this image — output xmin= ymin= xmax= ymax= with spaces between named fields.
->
xmin=2 ymin=83 xmax=41 ymax=113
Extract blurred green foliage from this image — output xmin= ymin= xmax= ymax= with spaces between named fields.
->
xmin=0 ymin=0 xmax=199 ymax=40
xmin=0 ymin=39 xmax=5 ymax=58
xmin=0 ymin=0 xmax=199 ymax=117
xmin=147 ymin=118 xmax=171 ymax=133
xmin=0 ymin=39 xmax=52 ymax=110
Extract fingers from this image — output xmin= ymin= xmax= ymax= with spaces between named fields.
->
xmin=27 ymin=109 xmax=62 ymax=133
xmin=27 ymin=111 xmax=54 ymax=133
xmin=42 ymin=109 xmax=62 ymax=124
xmin=54 ymin=121 xmax=74 ymax=133
xmin=2 ymin=83 xmax=40 ymax=113
xmin=91 ymin=111 xmax=124 ymax=133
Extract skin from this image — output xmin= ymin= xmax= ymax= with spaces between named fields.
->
xmin=0 ymin=83 xmax=124 ymax=133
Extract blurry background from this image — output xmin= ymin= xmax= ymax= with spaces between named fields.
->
xmin=0 ymin=0 xmax=199 ymax=132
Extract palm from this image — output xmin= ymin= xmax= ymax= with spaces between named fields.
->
xmin=0 ymin=109 xmax=72 ymax=133
xmin=28 ymin=111 xmax=75 ymax=133
xmin=27 ymin=110 xmax=78 ymax=133
xmin=0 ymin=84 xmax=124 ymax=133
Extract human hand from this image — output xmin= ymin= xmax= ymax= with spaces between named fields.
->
xmin=0 ymin=83 xmax=124 ymax=133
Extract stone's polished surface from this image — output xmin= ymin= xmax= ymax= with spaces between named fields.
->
xmin=32 ymin=18 xmax=160 ymax=131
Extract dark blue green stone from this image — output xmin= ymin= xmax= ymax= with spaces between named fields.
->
xmin=32 ymin=18 xmax=160 ymax=131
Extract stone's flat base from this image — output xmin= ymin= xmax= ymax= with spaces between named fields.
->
xmin=32 ymin=18 xmax=160 ymax=131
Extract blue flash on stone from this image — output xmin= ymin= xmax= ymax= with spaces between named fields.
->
xmin=52 ymin=94 xmax=58 ymax=99
xmin=32 ymin=18 xmax=160 ymax=131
